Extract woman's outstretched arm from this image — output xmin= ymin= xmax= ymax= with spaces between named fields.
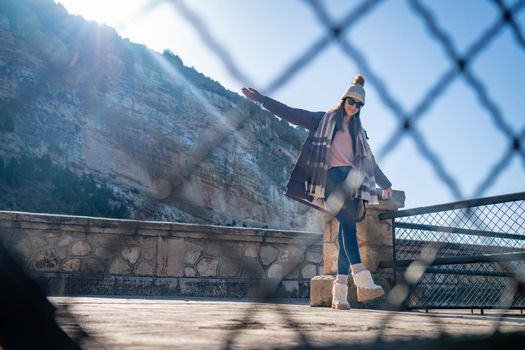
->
xmin=241 ymin=87 xmax=324 ymax=130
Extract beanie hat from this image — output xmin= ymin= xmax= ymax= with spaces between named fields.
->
xmin=341 ymin=74 xmax=365 ymax=103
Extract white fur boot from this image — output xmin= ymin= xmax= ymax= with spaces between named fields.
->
xmin=331 ymin=283 xmax=351 ymax=310
xmin=353 ymin=270 xmax=385 ymax=302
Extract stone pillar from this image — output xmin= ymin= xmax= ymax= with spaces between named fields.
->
xmin=357 ymin=191 xmax=405 ymax=272
xmin=310 ymin=190 xmax=405 ymax=307
xmin=322 ymin=217 xmax=339 ymax=275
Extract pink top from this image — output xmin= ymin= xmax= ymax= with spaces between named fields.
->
xmin=328 ymin=120 xmax=354 ymax=168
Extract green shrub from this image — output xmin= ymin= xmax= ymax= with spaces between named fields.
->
xmin=0 ymin=155 xmax=131 ymax=219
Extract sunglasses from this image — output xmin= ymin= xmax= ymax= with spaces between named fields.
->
xmin=346 ymin=97 xmax=364 ymax=109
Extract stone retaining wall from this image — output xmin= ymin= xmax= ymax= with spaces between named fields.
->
xmin=0 ymin=211 xmax=322 ymax=298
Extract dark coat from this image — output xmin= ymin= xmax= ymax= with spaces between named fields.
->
xmin=260 ymin=96 xmax=392 ymax=212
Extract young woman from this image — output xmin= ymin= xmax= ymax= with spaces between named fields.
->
xmin=242 ymin=74 xmax=393 ymax=310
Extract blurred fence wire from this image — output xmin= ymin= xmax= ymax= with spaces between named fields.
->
xmin=152 ymin=0 xmax=525 ymax=348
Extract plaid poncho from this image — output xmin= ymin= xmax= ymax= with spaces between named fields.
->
xmin=306 ymin=111 xmax=379 ymax=206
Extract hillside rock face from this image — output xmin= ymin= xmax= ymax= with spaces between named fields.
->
xmin=0 ymin=0 xmax=324 ymax=231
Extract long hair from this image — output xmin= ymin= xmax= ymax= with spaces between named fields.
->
xmin=328 ymin=98 xmax=362 ymax=151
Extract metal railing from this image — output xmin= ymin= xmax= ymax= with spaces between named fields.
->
xmin=379 ymin=191 xmax=525 ymax=310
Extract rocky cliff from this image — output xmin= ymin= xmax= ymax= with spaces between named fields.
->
xmin=0 ymin=0 xmax=323 ymax=230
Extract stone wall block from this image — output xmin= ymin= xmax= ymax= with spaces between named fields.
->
xmin=71 ymin=240 xmax=92 ymax=256
xmin=282 ymin=280 xmax=299 ymax=296
xmin=52 ymin=225 xmax=85 ymax=233
xmin=357 ymin=212 xmax=393 ymax=247
xmin=264 ymin=237 xmax=298 ymax=244
xmin=18 ymin=222 xmax=51 ymax=231
xmin=184 ymin=267 xmax=196 ymax=277
xmin=156 ymin=237 xmax=185 ymax=277
xmin=301 ymin=264 xmax=317 ymax=279
xmin=185 ymin=250 xmax=202 ymax=265
xmin=136 ymin=229 xmax=169 ymax=237
xmin=167 ymin=238 xmax=187 ymax=277
xmin=141 ymin=244 xmax=156 ymax=262
xmin=322 ymin=218 xmax=339 ymax=275
xmin=285 ymin=267 xmax=300 ymax=279
xmin=196 ymin=257 xmax=219 ymax=277
xmin=89 ymin=234 xmax=125 ymax=250
xmin=0 ymin=217 xmax=17 ymax=228
xmin=223 ymin=242 xmax=247 ymax=260
xmin=310 ymin=275 xmax=335 ymax=307
xmin=46 ymin=232 xmax=59 ymax=239
xmin=260 ymin=245 xmax=279 ymax=265
xmin=283 ymin=246 xmax=304 ymax=264
xmin=267 ymin=263 xmax=283 ymax=279
xmin=57 ymin=235 xmax=75 ymax=247
xmin=278 ymin=247 xmax=301 ymax=264
xmin=181 ymin=239 xmax=205 ymax=265
xmin=169 ymin=231 xmax=210 ymax=240
xmin=323 ymin=242 xmax=338 ymax=275
xmin=83 ymin=258 xmax=106 ymax=273
xmin=240 ymin=257 xmax=265 ymax=278
xmin=244 ymin=243 xmax=259 ymax=258
xmin=306 ymin=250 xmax=322 ymax=264
xmin=183 ymin=238 xmax=207 ymax=246
xmin=62 ymin=258 xmax=81 ymax=272
xmin=57 ymin=246 xmax=70 ymax=260
xmin=359 ymin=245 xmax=393 ymax=272
xmin=205 ymin=241 xmax=224 ymax=256
xmin=355 ymin=207 xmax=397 ymax=272
xmin=134 ymin=261 xmax=154 ymax=276
xmin=155 ymin=236 xmax=168 ymax=276
xmin=122 ymin=247 xmax=141 ymax=264
xmin=109 ymin=257 xmax=132 ymax=275
xmin=101 ymin=228 xmax=132 ymax=235
xmin=323 ymin=218 xmax=339 ymax=243
xmin=33 ymin=250 xmax=59 ymax=271
xmin=218 ymin=258 xmax=241 ymax=277
xmin=95 ymin=247 xmax=113 ymax=260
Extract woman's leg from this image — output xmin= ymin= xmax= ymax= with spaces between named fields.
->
xmin=337 ymin=200 xmax=385 ymax=302
xmin=326 ymin=169 xmax=384 ymax=303
xmin=336 ymin=224 xmax=351 ymax=275
xmin=325 ymin=167 xmax=353 ymax=310
xmin=326 ymin=167 xmax=360 ymax=274
xmin=336 ymin=199 xmax=361 ymax=267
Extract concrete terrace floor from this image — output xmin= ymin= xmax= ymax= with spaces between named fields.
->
xmin=51 ymin=297 xmax=525 ymax=350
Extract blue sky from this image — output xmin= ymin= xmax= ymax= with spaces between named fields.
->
xmin=55 ymin=0 xmax=525 ymax=209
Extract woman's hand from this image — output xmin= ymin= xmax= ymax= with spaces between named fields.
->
xmin=241 ymin=87 xmax=264 ymax=102
xmin=382 ymin=187 xmax=393 ymax=201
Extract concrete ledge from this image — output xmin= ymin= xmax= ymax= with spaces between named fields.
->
xmin=0 ymin=210 xmax=322 ymax=240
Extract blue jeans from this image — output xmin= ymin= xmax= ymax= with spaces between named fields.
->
xmin=324 ymin=166 xmax=362 ymax=274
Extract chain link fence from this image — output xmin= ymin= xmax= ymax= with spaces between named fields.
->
xmin=145 ymin=0 xmax=525 ymax=348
